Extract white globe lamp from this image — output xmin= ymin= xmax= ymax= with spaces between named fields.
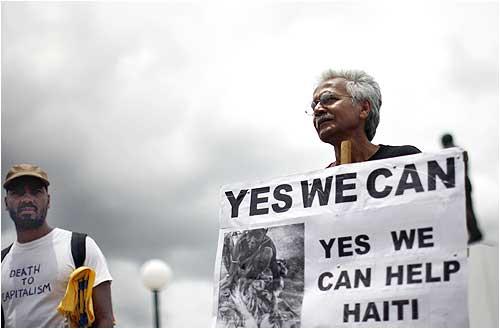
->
xmin=140 ymin=259 xmax=173 ymax=327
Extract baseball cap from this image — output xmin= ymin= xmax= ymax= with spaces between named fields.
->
xmin=3 ymin=164 xmax=50 ymax=189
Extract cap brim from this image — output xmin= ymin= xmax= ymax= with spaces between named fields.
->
xmin=3 ymin=173 xmax=50 ymax=189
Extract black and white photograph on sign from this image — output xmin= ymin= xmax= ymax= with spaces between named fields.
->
xmin=217 ymin=224 xmax=304 ymax=328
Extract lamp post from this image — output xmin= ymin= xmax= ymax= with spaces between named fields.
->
xmin=140 ymin=259 xmax=173 ymax=328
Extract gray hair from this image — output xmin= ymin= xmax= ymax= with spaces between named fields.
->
xmin=318 ymin=69 xmax=382 ymax=141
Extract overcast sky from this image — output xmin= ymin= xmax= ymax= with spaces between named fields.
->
xmin=1 ymin=1 xmax=498 ymax=327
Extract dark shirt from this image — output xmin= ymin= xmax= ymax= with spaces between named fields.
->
xmin=368 ymin=144 xmax=421 ymax=161
xmin=328 ymin=144 xmax=421 ymax=167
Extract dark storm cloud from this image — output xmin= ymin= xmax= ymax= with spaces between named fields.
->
xmin=2 ymin=112 xmax=294 ymax=278
xmin=1 ymin=2 xmax=295 ymax=282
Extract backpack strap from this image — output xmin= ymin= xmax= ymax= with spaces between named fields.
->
xmin=71 ymin=232 xmax=87 ymax=269
xmin=1 ymin=244 xmax=13 ymax=263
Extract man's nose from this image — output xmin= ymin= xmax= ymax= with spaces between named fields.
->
xmin=313 ymin=102 xmax=327 ymax=114
xmin=20 ymin=193 xmax=35 ymax=203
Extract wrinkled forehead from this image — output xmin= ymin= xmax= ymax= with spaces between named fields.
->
xmin=313 ymin=77 xmax=349 ymax=97
xmin=6 ymin=176 xmax=47 ymax=192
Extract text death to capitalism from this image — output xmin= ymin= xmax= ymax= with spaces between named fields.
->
xmin=225 ymin=157 xmax=456 ymax=218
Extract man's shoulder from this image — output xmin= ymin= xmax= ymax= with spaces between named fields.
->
xmin=381 ymin=144 xmax=422 ymax=155
xmin=55 ymin=228 xmax=94 ymax=242
xmin=370 ymin=144 xmax=422 ymax=161
xmin=53 ymin=227 xmax=71 ymax=236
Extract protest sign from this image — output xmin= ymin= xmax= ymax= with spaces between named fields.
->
xmin=213 ymin=148 xmax=468 ymax=327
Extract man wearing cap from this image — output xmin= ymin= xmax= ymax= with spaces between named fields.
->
xmin=1 ymin=164 xmax=114 ymax=327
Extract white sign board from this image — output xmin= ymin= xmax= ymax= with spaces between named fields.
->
xmin=213 ymin=148 xmax=468 ymax=327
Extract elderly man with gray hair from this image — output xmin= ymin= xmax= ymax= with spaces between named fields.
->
xmin=310 ymin=69 xmax=421 ymax=166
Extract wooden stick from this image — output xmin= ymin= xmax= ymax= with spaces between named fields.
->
xmin=340 ymin=140 xmax=352 ymax=165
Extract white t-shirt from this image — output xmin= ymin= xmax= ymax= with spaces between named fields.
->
xmin=1 ymin=228 xmax=113 ymax=328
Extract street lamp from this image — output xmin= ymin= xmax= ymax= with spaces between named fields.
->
xmin=140 ymin=259 xmax=173 ymax=328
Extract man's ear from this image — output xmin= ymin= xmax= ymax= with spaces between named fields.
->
xmin=5 ymin=196 xmax=9 ymax=211
xmin=359 ymin=100 xmax=371 ymax=120
xmin=47 ymin=194 xmax=51 ymax=209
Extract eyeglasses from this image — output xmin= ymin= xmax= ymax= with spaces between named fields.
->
xmin=305 ymin=91 xmax=352 ymax=116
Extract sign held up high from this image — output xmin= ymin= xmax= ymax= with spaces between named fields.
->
xmin=213 ymin=148 xmax=468 ymax=328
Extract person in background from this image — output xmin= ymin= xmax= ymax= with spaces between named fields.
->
xmin=1 ymin=164 xmax=114 ymax=327
xmin=441 ymin=133 xmax=483 ymax=244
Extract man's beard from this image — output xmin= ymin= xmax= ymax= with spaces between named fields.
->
xmin=9 ymin=206 xmax=48 ymax=231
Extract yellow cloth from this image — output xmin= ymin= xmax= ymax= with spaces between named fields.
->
xmin=57 ymin=266 xmax=96 ymax=328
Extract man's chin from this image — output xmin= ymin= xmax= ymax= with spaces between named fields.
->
xmin=12 ymin=217 xmax=45 ymax=231
xmin=318 ymin=131 xmax=335 ymax=144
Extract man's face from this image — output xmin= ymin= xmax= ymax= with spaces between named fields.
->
xmin=248 ymin=236 xmax=260 ymax=251
xmin=312 ymin=78 xmax=365 ymax=143
xmin=248 ymin=230 xmax=266 ymax=251
xmin=4 ymin=176 xmax=50 ymax=231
